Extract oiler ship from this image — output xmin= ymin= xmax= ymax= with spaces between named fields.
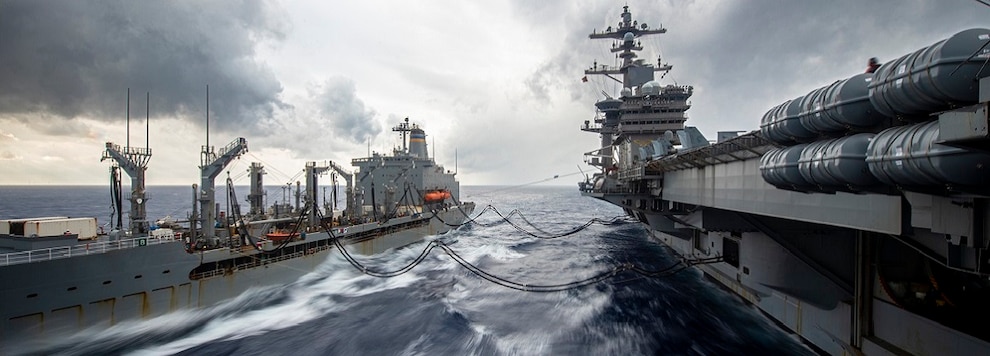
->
xmin=579 ymin=6 xmax=990 ymax=355
xmin=0 ymin=116 xmax=474 ymax=346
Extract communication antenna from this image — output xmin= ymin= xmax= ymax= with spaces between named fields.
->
xmin=126 ymin=88 xmax=130 ymax=149
xmin=206 ymin=85 xmax=210 ymax=150
xmin=146 ymin=92 xmax=150 ymax=150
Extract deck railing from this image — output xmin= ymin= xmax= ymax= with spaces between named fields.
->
xmin=0 ymin=236 xmax=180 ymax=266
xmin=190 ymin=241 xmax=336 ymax=280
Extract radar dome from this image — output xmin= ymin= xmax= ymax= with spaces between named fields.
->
xmin=643 ymin=81 xmax=661 ymax=95
xmin=623 ymin=32 xmax=634 ymax=42
xmin=621 ymin=87 xmax=632 ymax=97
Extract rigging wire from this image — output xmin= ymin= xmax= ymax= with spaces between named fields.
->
xmin=218 ymin=179 xmax=721 ymax=292
xmin=405 ymin=184 xmax=629 ymax=238
xmin=216 ymin=164 xmax=717 ymax=292
xmin=463 ymin=171 xmax=584 ymax=199
xmin=244 ymin=152 xmax=295 ymax=183
xmin=316 ymin=207 xmax=438 ymax=278
xmin=286 ymin=169 xmax=304 ymax=186
xmin=494 ymin=206 xmax=630 ymax=237
xmin=314 ymin=206 xmax=723 ymax=292
xmin=227 ymin=169 xmax=249 ymax=184
xmin=432 ymin=203 xmax=631 ymax=238
xmin=445 ymin=183 xmax=633 ymax=238
xmin=229 ymin=206 xmax=710 ymax=290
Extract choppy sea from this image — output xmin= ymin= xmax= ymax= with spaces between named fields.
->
xmin=0 ymin=185 xmax=811 ymax=355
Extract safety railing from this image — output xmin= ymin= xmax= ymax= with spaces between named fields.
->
xmin=191 ymin=242 xmax=335 ymax=280
xmin=0 ymin=236 xmax=180 ymax=266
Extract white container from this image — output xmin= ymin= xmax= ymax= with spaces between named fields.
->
xmin=0 ymin=217 xmax=69 ymax=235
xmin=23 ymin=217 xmax=98 ymax=239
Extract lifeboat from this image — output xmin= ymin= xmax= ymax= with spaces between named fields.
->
xmin=424 ymin=190 xmax=452 ymax=203
xmin=265 ymin=230 xmax=299 ymax=243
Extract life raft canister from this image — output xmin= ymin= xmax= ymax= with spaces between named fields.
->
xmin=424 ymin=190 xmax=452 ymax=203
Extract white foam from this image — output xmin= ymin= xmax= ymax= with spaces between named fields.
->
xmin=83 ymin=247 xmax=428 ymax=355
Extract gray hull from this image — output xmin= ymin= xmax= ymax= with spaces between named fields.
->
xmin=586 ymin=159 xmax=990 ymax=355
xmin=0 ymin=204 xmax=474 ymax=348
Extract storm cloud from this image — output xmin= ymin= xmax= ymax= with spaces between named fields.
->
xmin=2 ymin=0 xmax=987 ymax=186
xmin=313 ymin=77 xmax=381 ymax=144
xmin=0 ymin=0 xmax=289 ymax=131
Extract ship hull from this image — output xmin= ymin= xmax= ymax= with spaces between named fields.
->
xmin=0 ymin=204 xmax=474 ymax=349
xmin=587 ymin=189 xmax=990 ymax=355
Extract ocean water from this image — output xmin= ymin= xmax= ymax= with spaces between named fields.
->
xmin=1 ymin=185 xmax=811 ymax=355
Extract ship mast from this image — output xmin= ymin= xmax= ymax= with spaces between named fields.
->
xmin=326 ymin=160 xmax=357 ymax=219
xmin=585 ymin=5 xmax=671 ymax=89
xmin=197 ymin=137 xmax=247 ymax=245
xmin=101 ymin=89 xmax=152 ymax=235
xmin=247 ymin=162 xmax=266 ymax=216
xmin=305 ymin=161 xmax=331 ymax=230
xmin=195 ymin=88 xmax=248 ymax=246
xmin=392 ymin=117 xmax=412 ymax=154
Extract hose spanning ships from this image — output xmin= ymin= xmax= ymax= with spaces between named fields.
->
xmin=579 ymin=6 xmax=990 ymax=355
xmin=0 ymin=117 xmax=474 ymax=346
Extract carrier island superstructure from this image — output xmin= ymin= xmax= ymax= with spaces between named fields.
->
xmin=0 ymin=118 xmax=474 ymax=346
xmin=579 ymin=6 xmax=990 ymax=355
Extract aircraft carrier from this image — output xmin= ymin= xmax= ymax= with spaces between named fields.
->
xmin=579 ymin=6 xmax=990 ymax=355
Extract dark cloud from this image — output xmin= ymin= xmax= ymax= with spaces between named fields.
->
xmin=0 ymin=0 xmax=288 ymax=132
xmin=313 ymin=77 xmax=381 ymax=143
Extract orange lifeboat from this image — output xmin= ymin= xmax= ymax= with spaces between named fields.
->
xmin=266 ymin=230 xmax=299 ymax=243
xmin=424 ymin=190 xmax=452 ymax=203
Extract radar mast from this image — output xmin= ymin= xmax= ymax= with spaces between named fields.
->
xmin=585 ymin=5 xmax=671 ymax=89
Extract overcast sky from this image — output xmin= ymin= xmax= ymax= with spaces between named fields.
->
xmin=0 ymin=0 xmax=987 ymax=186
